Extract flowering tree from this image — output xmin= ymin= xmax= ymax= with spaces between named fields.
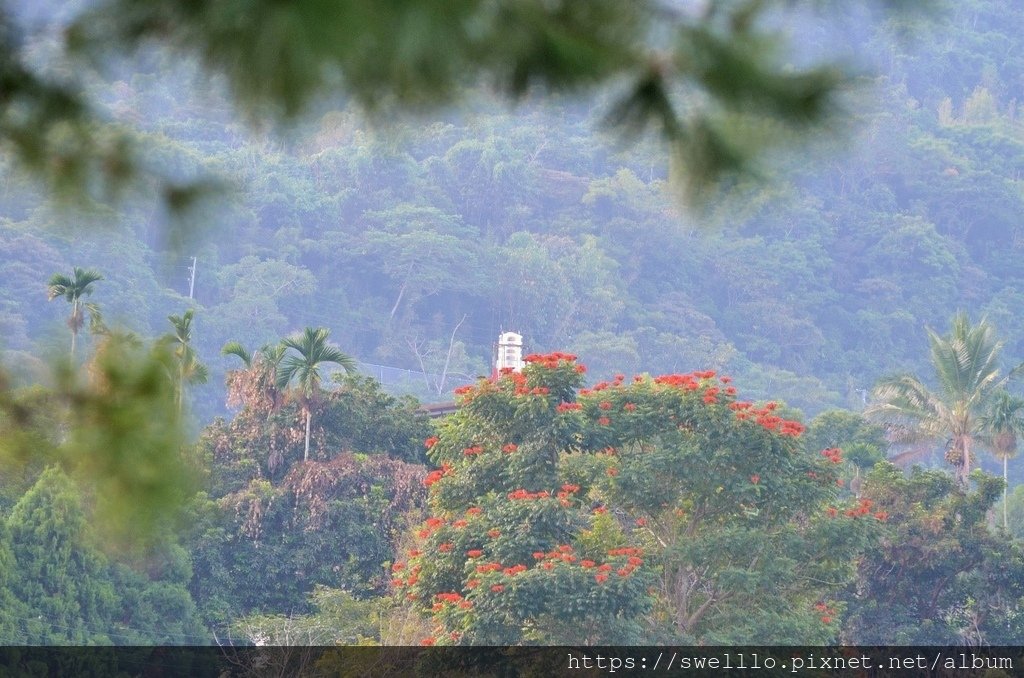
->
xmin=573 ymin=371 xmax=880 ymax=643
xmin=397 ymin=354 xmax=879 ymax=645
xmin=396 ymin=353 xmax=652 ymax=645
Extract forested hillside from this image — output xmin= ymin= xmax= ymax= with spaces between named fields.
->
xmin=3 ymin=0 xmax=1024 ymax=649
xmin=1 ymin=0 xmax=1021 ymax=421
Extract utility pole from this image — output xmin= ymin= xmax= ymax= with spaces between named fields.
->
xmin=187 ymin=256 xmax=197 ymax=299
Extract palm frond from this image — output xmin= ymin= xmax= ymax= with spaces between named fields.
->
xmin=167 ymin=308 xmax=196 ymax=344
xmin=221 ymin=341 xmax=253 ymax=367
xmin=276 ymin=327 xmax=357 ymax=397
xmin=85 ymin=302 xmax=106 ymax=334
xmin=71 ymin=267 xmax=103 ymax=289
xmin=46 ymin=274 xmax=73 ymax=300
xmin=275 ymin=355 xmax=303 ymax=392
xmin=868 ymin=374 xmax=946 ymax=425
xmin=186 ymin=358 xmax=210 ymax=386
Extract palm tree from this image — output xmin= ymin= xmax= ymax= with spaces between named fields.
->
xmin=275 ymin=327 xmax=356 ymax=462
xmin=867 ymin=313 xmax=1023 ymax=487
xmin=981 ymin=390 xmax=1024 ymax=529
xmin=46 ymin=267 xmax=103 ymax=356
xmin=166 ymin=309 xmax=208 ymax=413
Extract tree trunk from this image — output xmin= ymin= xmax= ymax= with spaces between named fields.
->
xmin=178 ymin=365 xmax=185 ymax=416
xmin=303 ymin=408 xmax=312 ymax=462
xmin=964 ymin=437 xmax=971 ymax=485
xmin=1004 ymin=456 xmax=1009 ymax=530
xmin=70 ymin=299 xmax=79 ymax=356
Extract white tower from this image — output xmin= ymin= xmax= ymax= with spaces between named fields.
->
xmin=495 ymin=331 xmax=525 ymax=373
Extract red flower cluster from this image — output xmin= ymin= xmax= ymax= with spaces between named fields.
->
xmin=417 ymin=516 xmax=446 ymax=539
xmin=476 ymin=562 xmax=502 ymax=573
xmin=463 ymin=445 xmax=484 ymax=456
xmin=423 ymin=462 xmax=454 ymax=488
xmin=508 ymin=488 xmax=550 ymax=501
xmin=523 ymin=352 xmax=578 ymax=368
xmin=623 ymin=402 xmax=637 ymax=412
xmin=827 ymin=499 xmax=884 ymax=520
xmin=821 ymin=447 xmax=843 ymax=464
xmin=487 ymin=528 xmax=501 ymax=538
xmin=598 ymin=416 xmax=611 ymax=426
xmin=424 ymin=436 xmax=439 ymax=449
xmin=602 ymin=548 xmax=643 ymax=581
xmin=556 ymin=401 xmax=583 ymax=413
xmin=606 ymin=467 xmax=619 ymax=477
xmin=774 ymin=417 xmax=806 ymax=437
xmin=653 ymin=373 xmax=701 ymax=391
xmin=503 ymin=564 xmax=527 ymax=576
xmin=502 ymin=443 xmax=518 ymax=453
xmin=466 ymin=549 xmax=484 ymax=558
xmin=391 ymin=560 xmax=422 ymax=588
xmin=814 ymin=601 xmax=837 ymax=625
xmin=501 ymin=370 xmax=529 ymax=395
xmin=466 ymin=507 xmax=482 ymax=516
xmin=732 ymin=402 xmax=805 ymax=437
xmin=557 ymin=483 xmax=580 ymax=506
xmin=750 ymin=474 xmax=760 ymax=485
xmin=599 ymin=401 xmax=613 ymax=410
xmin=844 ymin=498 xmax=876 ymax=518
xmin=452 ymin=519 xmax=468 ymax=528
xmin=438 ymin=542 xmax=453 ymax=553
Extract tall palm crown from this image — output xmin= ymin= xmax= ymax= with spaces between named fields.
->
xmin=980 ymin=390 xmax=1024 ymax=528
xmin=867 ymin=313 xmax=1022 ymax=486
xmin=276 ymin=327 xmax=356 ymax=461
xmin=166 ymin=309 xmax=208 ymax=412
xmin=47 ymin=267 xmax=103 ymax=355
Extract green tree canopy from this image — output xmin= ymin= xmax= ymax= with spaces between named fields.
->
xmin=843 ymin=463 xmax=1024 ymax=645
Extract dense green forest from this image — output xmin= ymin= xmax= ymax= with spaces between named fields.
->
xmin=3 ymin=0 xmax=1024 ymax=647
